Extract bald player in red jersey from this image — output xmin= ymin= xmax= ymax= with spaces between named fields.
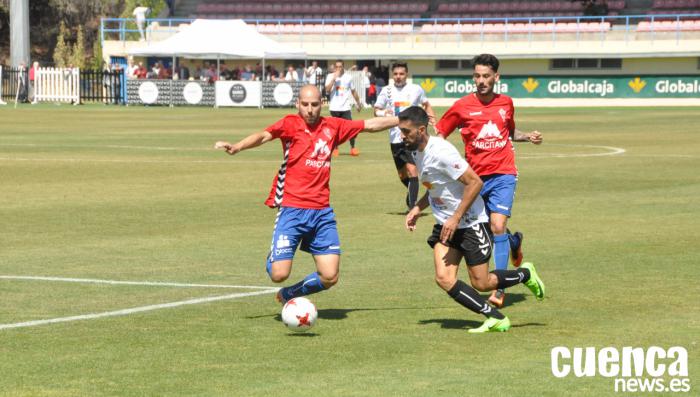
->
xmin=435 ymin=54 xmax=543 ymax=308
xmin=215 ymin=85 xmax=398 ymax=304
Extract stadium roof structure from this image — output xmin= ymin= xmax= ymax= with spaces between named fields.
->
xmin=128 ymin=19 xmax=306 ymax=59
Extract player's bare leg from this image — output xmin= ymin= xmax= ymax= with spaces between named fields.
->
xmin=269 ymin=259 xmax=293 ymax=303
xmin=313 ymin=254 xmax=340 ymax=289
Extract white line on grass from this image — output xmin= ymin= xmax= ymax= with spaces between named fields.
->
xmin=0 ymin=289 xmax=277 ymax=331
xmin=0 ymin=275 xmax=275 ymax=290
xmin=518 ymin=144 xmax=626 ymax=159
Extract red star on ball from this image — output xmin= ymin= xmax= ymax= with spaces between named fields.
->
xmin=297 ymin=313 xmax=311 ymax=326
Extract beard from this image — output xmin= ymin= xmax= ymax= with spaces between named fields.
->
xmin=404 ymin=140 xmax=420 ymax=151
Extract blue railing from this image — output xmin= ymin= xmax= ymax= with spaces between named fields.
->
xmin=101 ymin=13 xmax=700 ymax=46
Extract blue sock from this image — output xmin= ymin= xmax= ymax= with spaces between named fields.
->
xmin=493 ymin=233 xmax=510 ymax=272
xmin=280 ymin=272 xmax=326 ymax=301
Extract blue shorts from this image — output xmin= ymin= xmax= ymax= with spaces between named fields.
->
xmin=480 ymin=174 xmax=517 ymax=217
xmin=267 ymin=206 xmax=341 ymax=264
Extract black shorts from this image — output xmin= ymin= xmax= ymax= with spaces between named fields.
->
xmin=427 ymin=222 xmax=492 ymax=266
xmin=390 ymin=142 xmax=415 ymax=170
xmin=330 ymin=110 xmax=352 ymax=120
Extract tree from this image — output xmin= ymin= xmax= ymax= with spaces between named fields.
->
xmin=91 ymin=34 xmax=103 ymax=70
xmin=53 ymin=21 xmax=70 ymax=67
xmin=70 ymin=25 xmax=86 ymax=68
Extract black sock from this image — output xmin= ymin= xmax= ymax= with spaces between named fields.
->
xmin=350 ymin=137 xmax=356 ymax=148
xmin=492 ymin=269 xmax=531 ymax=289
xmin=400 ymin=177 xmax=409 ymax=187
xmin=407 ymin=177 xmax=419 ymax=208
xmin=447 ymin=280 xmax=505 ymax=319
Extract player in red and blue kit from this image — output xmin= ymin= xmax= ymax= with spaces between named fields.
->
xmin=215 ymin=85 xmax=398 ymax=303
xmin=435 ymin=54 xmax=543 ymax=308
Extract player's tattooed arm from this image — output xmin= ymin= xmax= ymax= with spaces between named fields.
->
xmin=512 ymin=128 xmax=543 ymax=145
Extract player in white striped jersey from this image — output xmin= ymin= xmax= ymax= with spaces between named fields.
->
xmin=374 ymin=62 xmax=435 ymax=210
xmin=400 ymin=106 xmax=545 ymax=333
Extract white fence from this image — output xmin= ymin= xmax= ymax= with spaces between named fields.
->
xmin=34 ymin=67 xmax=80 ymax=103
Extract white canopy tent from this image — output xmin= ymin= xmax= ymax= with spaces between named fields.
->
xmin=128 ymin=19 xmax=306 ymax=79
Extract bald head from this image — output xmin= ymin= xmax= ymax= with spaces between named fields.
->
xmin=298 ymin=85 xmax=322 ymax=102
xmin=297 ymin=85 xmax=323 ymax=126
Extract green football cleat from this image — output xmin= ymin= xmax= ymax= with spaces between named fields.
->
xmin=521 ymin=262 xmax=545 ymax=300
xmin=468 ymin=316 xmax=511 ymax=333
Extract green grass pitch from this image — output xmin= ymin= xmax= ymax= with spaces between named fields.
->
xmin=0 ymin=104 xmax=698 ymax=396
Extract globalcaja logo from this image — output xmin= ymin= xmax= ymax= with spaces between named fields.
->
xmin=420 ymin=78 xmax=437 ymax=93
xmin=629 ymin=77 xmax=647 ymax=93
xmin=551 ymin=346 xmax=691 ymax=393
xmin=522 ymin=77 xmax=539 ymax=93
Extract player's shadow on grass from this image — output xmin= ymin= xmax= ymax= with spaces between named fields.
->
xmin=419 ymin=318 xmax=546 ymax=330
xmin=249 ymin=306 xmax=453 ymax=322
xmin=317 ymin=306 xmax=451 ymax=320
xmin=419 ymin=318 xmax=484 ymax=329
xmin=386 ymin=211 xmax=431 ymax=217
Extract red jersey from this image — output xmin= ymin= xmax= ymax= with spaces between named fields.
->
xmin=264 ymin=115 xmax=365 ymax=209
xmin=435 ymin=93 xmax=517 ymax=176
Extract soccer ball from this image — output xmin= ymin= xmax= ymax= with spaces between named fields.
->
xmin=281 ymin=297 xmax=318 ymax=332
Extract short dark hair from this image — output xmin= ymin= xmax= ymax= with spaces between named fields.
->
xmin=392 ymin=62 xmax=408 ymax=71
xmin=472 ymin=54 xmax=500 ymax=72
xmin=398 ymin=106 xmax=429 ymax=128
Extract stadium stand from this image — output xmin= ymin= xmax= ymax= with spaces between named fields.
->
xmin=115 ymin=0 xmax=699 ymax=41
xmin=178 ymin=1 xmax=632 ymax=20
xmin=648 ymin=0 xmax=700 ymax=15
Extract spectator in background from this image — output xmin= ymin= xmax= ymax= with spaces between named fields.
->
xmin=367 ymin=74 xmax=377 ymax=106
xmin=297 ymin=64 xmax=306 ymax=83
xmin=265 ymin=65 xmax=279 ymax=81
xmin=255 ymin=63 xmax=263 ymax=80
xmin=112 ymin=63 xmax=123 ymax=104
xmin=133 ymin=4 xmax=150 ymax=41
xmin=127 ymin=58 xmax=139 ymax=78
xmin=361 ymin=66 xmax=371 ymax=107
xmin=17 ymin=62 xmax=29 ymax=103
xmin=206 ymin=63 xmax=217 ymax=83
xmin=375 ymin=73 xmax=386 ymax=96
xmin=284 ymin=65 xmax=299 ymax=82
xmin=151 ymin=62 xmax=161 ymax=79
xmin=306 ymin=60 xmax=323 ymax=88
xmin=179 ymin=64 xmax=190 ymax=80
xmin=29 ymin=61 xmax=38 ymax=103
xmin=102 ymin=61 xmax=112 ymax=103
xmin=241 ymin=64 xmax=254 ymax=81
xmin=137 ymin=62 xmax=147 ymax=79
